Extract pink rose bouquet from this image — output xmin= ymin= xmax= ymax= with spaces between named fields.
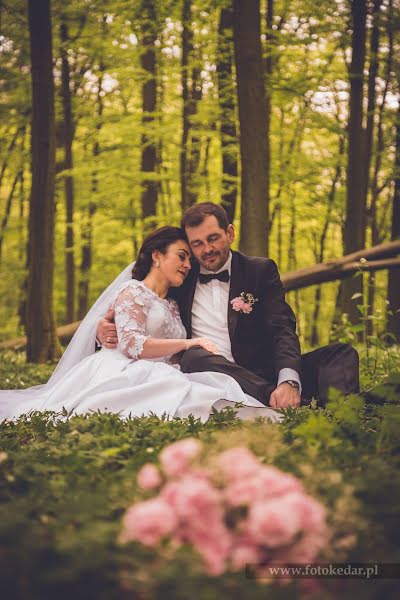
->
xmin=119 ymin=438 xmax=329 ymax=578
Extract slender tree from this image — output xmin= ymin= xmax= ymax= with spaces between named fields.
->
xmin=264 ymin=0 xmax=273 ymax=233
xmin=387 ymin=96 xmax=400 ymax=343
xmin=26 ymin=0 xmax=60 ymax=362
xmin=0 ymin=170 xmax=21 ymax=265
xmin=60 ymin=17 xmax=76 ymax=323
xmin=341 ymin=0 xmax=368 ymax=324
xmin=217 ymin=7 xmax=238 ymax=224
xmin=364 ymin=0 xmax=382 ymax=207
xmin=0 ymin=126 xmax=24 ymax=193
xmin=311 ymin=133 xmax=345 ymax=346
xmin=366 ymin=0 xmax=393 ymax=334
xmin=186 ymin=61 xmax=202 ymax=206
xmin=139 ymin=0 xmax=159 ymax=230
xmin=180 ymin=0 xmax=192 ymax=211
xmin=77 ymin=72 xmax=103 ymax=320
xmin=233 ymin=0 xmax=269 ymax=256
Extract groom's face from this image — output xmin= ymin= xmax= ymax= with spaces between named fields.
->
xmin=185 ymin=215 xmax=234 ymax=272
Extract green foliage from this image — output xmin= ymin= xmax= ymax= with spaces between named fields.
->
xmin=0 ymin=350 xmax=400 ymax=598
xmin=1 ymin=0 xmax=398 ymax=349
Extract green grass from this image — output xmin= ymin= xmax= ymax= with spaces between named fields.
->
xmin=0 ymin=348 xmax=400 ymax=599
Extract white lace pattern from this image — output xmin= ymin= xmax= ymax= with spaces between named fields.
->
xmin=113 ymin=280 xmax=186 ymax=362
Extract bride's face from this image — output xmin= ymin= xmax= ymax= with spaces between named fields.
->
xmin=156 ymin=240 xmax=191 ymax=287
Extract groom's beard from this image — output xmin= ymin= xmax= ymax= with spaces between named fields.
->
xmin=198 ymin=250 xmax=230 ymax=272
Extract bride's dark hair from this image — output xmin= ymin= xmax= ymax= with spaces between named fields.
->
xmin=132 ymin=226 xmax=188 ymax=280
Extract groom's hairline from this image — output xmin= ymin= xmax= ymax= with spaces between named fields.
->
xmin=181 ymin=202 xmax=230 ymax=231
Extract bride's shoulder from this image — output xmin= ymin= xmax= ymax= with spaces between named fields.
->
xmin=114 ymin=279 xmax=152 ymax=304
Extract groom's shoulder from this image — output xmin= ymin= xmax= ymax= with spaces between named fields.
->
xmin=233 ymin=250 xmax=279 ymax=274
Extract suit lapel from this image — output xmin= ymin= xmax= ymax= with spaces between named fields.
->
xmin=228 ymin=251 xmax=243 ymax=341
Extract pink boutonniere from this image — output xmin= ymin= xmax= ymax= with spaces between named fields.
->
xmin=230 ymin=292 xmax=258 ymax=314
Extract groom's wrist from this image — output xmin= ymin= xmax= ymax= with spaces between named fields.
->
xmin=277 ymin=368 xmax=302 ymax=394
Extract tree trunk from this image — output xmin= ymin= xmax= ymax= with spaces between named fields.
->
xmin=264 ymin=0 xmax=273 ymax=231
xmin=0 ymin=170 xmax=20 ymax=265
xmin=77 ymin=202 xmax=96 ymax=319
xmin=364 ymin=0 xmax=381 ymax=207
xmin=140 ymin=0 xmax=158 ymax=231
xmin=0 ymin=126 xmax=24 ymax=192
xmin=18 ymin=169 xmax=27 ymax=330
xmin=364 ymin=0 xmax=382 ymax=334
xmin=77 ymin=75 xmax=103 ymax=320
xmin=180 ymin=0 xmax=192 ymax=211
xmin=233 ymin=0 xmax=269 ymax=256
xmin=310 ymin=133 xmax=345 ymax=346
xmin=282 ymin=239 xmax=400 ymax=291
xmin=367 ymin=0 xmax=392 ymax=333
xmin=341 ymin=0 xmax=367 ymax=324
xmin=180 ymin=1 xmax=203 ymax=211
xmin=387 ymin=98 xmax=400 ymax=343
xmin=200 ymin=134 xmax=212 ymax=200
xmin=186 ymin=64 xmax=202 ymax=206
xmin=216 ymin=7 xmax=238 ymax=223
xmin=60 ymin=19 xmax=76 ymax=324
xmin=26 ymin=0 xmax=60 ymax=362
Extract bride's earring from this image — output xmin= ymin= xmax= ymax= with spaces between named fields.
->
xmin=155 ymin=261 xmax=160 ymax=268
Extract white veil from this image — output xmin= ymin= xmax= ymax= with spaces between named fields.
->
xmin=0 ymin=262 xmax=134 ymax=417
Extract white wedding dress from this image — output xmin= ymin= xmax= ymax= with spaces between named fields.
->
xmin=0 ymin=279 xmax=282 ymax=423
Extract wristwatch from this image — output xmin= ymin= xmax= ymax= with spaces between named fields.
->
xmin=284 ymin=380 xmax=300 ymax=390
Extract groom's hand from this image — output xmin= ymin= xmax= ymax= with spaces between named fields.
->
xmin=97 ymin=309 xmax=118 ymax=349
xmin=269 ymin=383 xmax=301 ymax=409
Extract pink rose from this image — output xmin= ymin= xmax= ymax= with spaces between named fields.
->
xmin=137 ymin=463 xmax=162 ymax=490
xmin=230 ymin=294 xmax=257 ymax=313
xmin=184 ymin=522 xmax=232 ymax=576
xmin=273 ymin=531 xmax=328 ymax=564
xmin=230 ymin=542 xmax=262 ymax=571
xmin=223 ymin=463 xmax=302 ymax=506
xmin=119 ymin=497 xmax=177 ymax=546
xmin=254 ymin=466 xmax=303 ymax=499
xmin=286 ymin=491 xmax=326 ymax=532
xmin=160 ymin=438 xmax=201 ymax=478
xmin=162 ymin=473 xmax=223 ymax=527
xmin=194 ymin=538 xmax=228 ymax=576
xmin=246 ymin=498 xmax=303 ymax=547
xmin=231 ymin=297 xmax=246 ymax=312
xmin=241 ymin=303 xmax=253 ymax=314
xmin=224 ymin=476 xmax=261 ymax=506
xmin=217 ymin=447 xmax=261 ymax=482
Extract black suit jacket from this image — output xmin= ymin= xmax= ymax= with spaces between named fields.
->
xmin=170 ymin=250 xmax=302 ymax=384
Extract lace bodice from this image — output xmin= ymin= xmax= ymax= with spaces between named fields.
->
xmin=112 ymin=279 xmax=186 ymax=363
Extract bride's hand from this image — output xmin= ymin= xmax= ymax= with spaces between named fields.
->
xmin=185 ymin=337 xmax=219 ymax=354
xmin=96 ymin=309 xmax=118 ymax=349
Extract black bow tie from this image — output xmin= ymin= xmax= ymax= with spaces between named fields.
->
xmin=198 ymin=270 xmax=230 ymax=284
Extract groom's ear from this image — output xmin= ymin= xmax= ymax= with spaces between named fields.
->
xmin=227 ymin=224 xmax=235 ymax=243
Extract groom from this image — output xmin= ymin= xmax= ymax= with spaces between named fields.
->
xmin=97 ymin=202 xmax=359 ymax=408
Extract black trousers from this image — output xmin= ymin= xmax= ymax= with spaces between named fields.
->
xmin=180 ymin=343 xmax=360 ymax=407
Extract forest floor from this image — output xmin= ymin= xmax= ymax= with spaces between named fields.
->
xmin=0 ymin=346 xmax=399 ymax=599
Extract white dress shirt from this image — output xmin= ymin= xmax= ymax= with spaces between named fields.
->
xmin=190 ymin=252 xmax=301 ymax=391
xmin=191 ymin=253 xmax=234 ymax=362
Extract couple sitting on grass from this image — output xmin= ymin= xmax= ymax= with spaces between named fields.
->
xmin=0 ymin=202 xmax=359 ymax=422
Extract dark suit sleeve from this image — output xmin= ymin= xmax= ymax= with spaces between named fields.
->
xmin=260 ymin=259 xmax=302 ymax=377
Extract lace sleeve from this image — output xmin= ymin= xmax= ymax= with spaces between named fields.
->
xmin=113 ymin=283 xmax=150 ymax=360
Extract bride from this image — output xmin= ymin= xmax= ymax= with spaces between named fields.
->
xmin=0 ymin=226 xmax=282 ymax=423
